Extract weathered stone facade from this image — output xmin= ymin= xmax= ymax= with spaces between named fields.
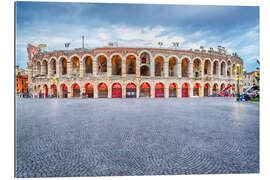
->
xmin=27 ymin=47 xmax=244 ymax=98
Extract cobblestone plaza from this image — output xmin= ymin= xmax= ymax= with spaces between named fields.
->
xmin=15 ymin=98 xmax=259 ymax=177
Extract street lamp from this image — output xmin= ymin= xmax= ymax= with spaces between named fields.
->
xmin=234 ymin=63 xmax=245 ymax=101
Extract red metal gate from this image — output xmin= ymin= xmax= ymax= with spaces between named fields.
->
xmin=182 ymin=83 xmax=189 ymax=97
xmin=155 ymin=83 xmax=164 ymax=98
xmin=112 ymin=83 xmax=122 ymax=98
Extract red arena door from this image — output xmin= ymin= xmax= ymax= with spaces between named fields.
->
xmin=182 ymin=83 xmax=189 ymax=98
xmin=155 ymin=83 xmax=164 ymax=98
xmin=85 ymin=83 xmax=94 ymax=98
xmin=204 ymin=84 xmax=209 ymax=97
xmin=61 ymin=84 xmax=68 ymax=98
xmin=43 ymin=85 xmax=48 ymax=98
xmin=140 ymin=82 xmax=151 ymax=97
xmin=112 ymin=83 xmax=122 ymax=98
xmin=72 ymin=84 xmax=80 ymax=97
xmin=169 ymin=83 xmax=177 ymax=97
xmin=98 ymin=83 xmax=108 ymax=98
xmin=126 ymin=83 xmax=136 ymax=98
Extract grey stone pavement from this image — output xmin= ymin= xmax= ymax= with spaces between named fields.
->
xmin=15 ymin=97 xmax=259 ymax=177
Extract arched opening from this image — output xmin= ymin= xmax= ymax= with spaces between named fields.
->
xmin=98 ymin=55 xmax=107 ymax=74
xmin=155 ymin=82 xmax=164 ymax=98
xmin=181 ymin=58 xmax=189 ymax=77
xmin=182 ymin=83 xmax=189 ymax=97
xmin=193 ymin=59 xmax=201 ymax=78
xmin=84 ymin=56 xmax=93 ymax=74
xmin=204 ymin=83 xmax=210 ymax=97
xmin=42 ymin=60 xmax=48 ymax=75
xmin=72 ymin=57 xmax=80 ymax=74
xmin=213 ymin=61 xmax=219 ymax=75
xmin=232 ymin=64 xmax=236 ymax=76
xmin=140 ymin=65 xmax=150 ymax=76
xmin=43 ymin=84 xmax=48 ymax=98
xmin=60 ymin=58 xmax=67 ymax=75
xmin=204 ymin=60 xmax=211 ymax=75
xmin=72 ymin=83 xmax=80 ymax=98
xmin=155 ymin=56 xmax=164 ymax=76
xmin=220 ymin=62 xmax=226 ymax=76
xmin=220 ymin=83 xmax=225 ymax=91
xmin=193 ymin=83 xmax=201 ymax=97
xmin=112 ymin=55 xmax=122 ymax=75
xmin=50 ymin=59 xmax=56 ymax=75
xmin=98 ymin=83 xmax=108 ymax=98
xmin=126 ymin=55 xmax=136 ymax=74
xmin=37 ymin=61 xmax=41 ymax=75
xmin=126 ymin=83 xmax=136 ymax=98
xmin=227 ymin=61 xmax=231 ymax=77
xmin=169 ymin=57 xmax=177 ymax=77
xmin=50 ymin=84 xmax=57 ymax=97
xmin=140 ymin=82 xmax=151 ymax=98
xmin=212 ymin=83 xmax=219 ymax=96
xmin=85 ymin=83 xmax=94 ymax=98
xmin=61 ymin=84 xmax=68 ymax=98
xmin=112 ymin=83 xmax=122 ymax=98
xmin=169 ymin=83 xmax=177 ymax=97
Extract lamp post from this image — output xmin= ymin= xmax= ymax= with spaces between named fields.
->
xmin=234 ymin=63 xmax=245 ymax=101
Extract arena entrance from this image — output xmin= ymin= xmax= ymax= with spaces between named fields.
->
xmin=193 ymin=83 xmax=200 ymax=96
xmin=85 ymin=83 xmax=94 ymax=98
xmin=61 ymin=84 xmax=68 ymax=98
xmin=140 ymin=82 xmax=151 ymax=98
xmin=72 ymin=84 xmax=80 ymax=98
xmin=212 ymin=83 xmax=218 ymax=96
xmin=50 ymin=84 xmax=57 ymax=97
xmin=112 ymin=83 xmax=122 ymax=98
xmin=98 ymin=83 xmax=108 ymax=98
xmin=169 ymin=83 xmax=177 ymax=97
xmin=204 ymin=83 xmax=210 ymax=97
xmin=182 ymin=83 xmax=189 ymax=98
xmin=155 ymin=83 xmax=164 ymax=98
xmin=43 ymin=85 xmax=48 ymax=98
xmin=126 ymin=83 xmax=136 ymax=98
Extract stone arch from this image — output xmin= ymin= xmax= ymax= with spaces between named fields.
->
xmin=213 ymin=59 xmax=219 ymax=76
xmin=126 ymin=54 xmax=137 ymax=75
xmin=85 ymin=83 xmax=94 ymax=98
xmin=155 ymin=82 xmax=165 ymax=98
xmin=168 ymin=56 xmax=178 ymax=77
xmin=112 ymin=82 xmax=122 ymax=98
xmin=140 ymin=65 xmax=150 ymax=76
xmin=181 ymin=82 xmax=190 ymax=97
xmin=220 ymin=60 xmax=226 ymax=76
xmin=111 ymin=54 xmax=122 ymax=75
xmin=227 ymin=60 xmax=232 ymax=77
xmin=203 ymin=58 xmax=212 ymax=75
xmin=154 ymin=55 xmax=165 ymax=76
xmin=60 ymin=83 xmax=68 ymax=98
xmin=126 ymin=82 xmax=137 ymax=98
xmin=42 ymin=84 xmax=49 ymax=98
xmin=193 ymin=82 xmax=201 ymax=97
xmin=169 ymin=82 xmax=178 ymax=97
xmin=193 ymin=58 xmax=202 ymax=78
xmin=41 ymin=59 xmax=48 ymax=75
xmin=83 ymin=55 xmax=93 ymax=74
xmin=96 ymin=54 xmax=108 ymax=74
xmin=140 ymin=82 xmax=151 ymax=98
xmin=71 ymin=83 xmax=80 ymax=98
xmin=203 ymin=83 xmax=211 ymax=97
xmin=36 ymin=61 xmax=41 ymax=75
xmin=98 ymin=82 xmax=108 ymax=98
xmin=70 ymin=56 xmax=80 ymax=74
xmin=50 ymin=84 xmax=57 ymax=97
xmin=59 ymin=57 xmax=67 ymax=75
xmin=49 ymin=58 xmax=57 ymax=75
xmin=181 ymin=56 xmax=191 ymax=77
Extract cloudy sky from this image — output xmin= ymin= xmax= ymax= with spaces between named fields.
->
xmin=16 ymin=2 xmax=259 ymax=72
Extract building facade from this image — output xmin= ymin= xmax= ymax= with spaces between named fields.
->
xmin=243 ymin=70 xmax=259 ymax=90
xmin=16 ymin=66 xmax=28 ymax=93
xmin=27 ymin=47 xmax=244 ymax=98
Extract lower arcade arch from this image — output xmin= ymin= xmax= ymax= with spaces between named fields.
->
xmin=85 ymin=83 xmax=94 ymax=98
xmin=204 ymin=83 xmax=210 ymax=97
xmin=140 ymin=82 xmax=151 ymax=98
xmin=50 ymin=84 xmax=57 ymax=97
xmin=43 ymin=85 xmax=49 ymax=98
xmin=212 ymin=83 xmax=219 ymax=96
xmin=182 ymin=83 xmax=189 ymax=98
xmin=61 ymin=84 xmax=68 ymax=98
xmin=126 ymin=83 xmax=136 ymax=98
xmin=193 ymin=83 xmax=201 ymax=97
xmin=72 ymin=83 xmax=80 ymax=98
xmin=112 ymin=83 xmax=122 ymax=98
xmin=98 ymin=83 xmax=108 ymax=98
xmin=169 ymin=83 xmax=177 ymax=97
xmin=155 ymin=82 xmax=164 ymax=98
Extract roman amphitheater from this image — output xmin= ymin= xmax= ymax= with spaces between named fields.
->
xmin=27 ymin=47 xmax=244 ymax=98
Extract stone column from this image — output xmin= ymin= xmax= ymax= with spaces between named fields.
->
xmin=201 ymin=63 xmax=204 ymax=79
xmin=164 ymin=87 xmax=169 ymax=98
xmin=200 ymin=86 xmax=203 ymax=97
xmin=108 ymin=84 xmax=112 ymax=98
xmin=107 ymin=59 xmax=112 ymax=77
xmin=189 ymin=87 xmax=193 ymax=97
xmin=93 ymin=60 xmax=98 ymax=76
xmin=189 ymin=62 xmax=193 ymax=78
xmin=151 ymin=85 xmax=155 ymax=98
xmin=67 ymin=86 xmax=72 ymax=98
xmin=136 ymin=58 xmax=140 ymax=77
xmin=80 ymin=61 xmax=84 ymax=78
xmin=136 ymin=84 xmax=140 ymax=98
xmin=151 ymin=59 xmax=155 ymax=77
xmin=122 ymin=85 xmax=126 ymax=98
xmin=164 ymin=59 xmax=169 ymax=77
xmin=178 ymin=87 xmax=182 ymax=98
xmin=122 ymin=60 xmax=126 ymax=78
xmin=67 ymin=62 xmax=72 ymax=76
xmin=209 ymin=86 xmax=213 ymax=96
xmin=177 ymin=62 xmax=182 ymax=78
xmin=94 ymin=83 xmax=98 ymax=98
